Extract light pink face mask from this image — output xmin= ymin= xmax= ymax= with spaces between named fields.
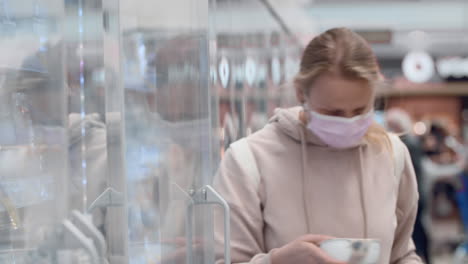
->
xmin=305 ymin=107 xmax=374 ymax=149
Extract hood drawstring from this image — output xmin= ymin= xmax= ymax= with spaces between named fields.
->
xmin=358 ymin=146 xmax=369 ymax=238
xmin=299 ymin=125 xmax=312 ymax=233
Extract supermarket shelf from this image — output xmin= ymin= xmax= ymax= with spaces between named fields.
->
xmin=377 ymin=82 xmax=468 ymax=97
xmin=214 ymin=82 xmax=468 ymax=102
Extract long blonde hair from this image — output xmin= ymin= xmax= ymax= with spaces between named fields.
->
xmin=294 ymin=27 xmax=390 ymax=149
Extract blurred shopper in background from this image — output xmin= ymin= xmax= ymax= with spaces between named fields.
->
xmin=422 ymin=122 xmax=465 ymax=184
xmin=214 ymin=27 xmax=422 ymax=264
xmin=421 ymin=121 xmax=466 ymax=257
xmin=386 ymin=108 xmax=430 ymax=264
xmin=454 ymin=147 xmax=468 ymax=263
xmin=422 ymin=122 xmax=464 ymax=222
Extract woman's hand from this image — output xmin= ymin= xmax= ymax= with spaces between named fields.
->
xmin=271 ymin=235 xmax=346 ymax=264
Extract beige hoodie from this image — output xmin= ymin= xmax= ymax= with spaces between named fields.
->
xmin=214 ymin=107 xmax=422 ymax=264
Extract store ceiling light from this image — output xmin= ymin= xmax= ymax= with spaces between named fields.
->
xmin=402 ymin=51 xmax=434 ymax=83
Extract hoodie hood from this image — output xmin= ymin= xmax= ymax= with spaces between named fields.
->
xmin=270 ymin=107 xmax=371 ymax=236
xmin=270 ymin=106 xmax=369 ymax=149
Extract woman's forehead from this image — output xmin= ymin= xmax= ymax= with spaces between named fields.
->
xmin=309 ymin=73 xmax=374 ymax=109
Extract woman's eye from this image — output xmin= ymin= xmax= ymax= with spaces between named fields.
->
xmin=327 ymin=110 xmax=344 ymax=117
xmin=353 ymin=108 xmax=366 ymax=115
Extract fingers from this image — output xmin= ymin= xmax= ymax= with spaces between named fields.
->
xmin=314 ymin=247 xmax=347 ymax=264
xmin=297 ymin=234 xmax=336 ymax=245
xmin=303 ymin=242 xmax=347 ymax=264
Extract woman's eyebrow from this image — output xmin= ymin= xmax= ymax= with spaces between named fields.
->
xmin=353 ymin=106 xmax=366 ymax=112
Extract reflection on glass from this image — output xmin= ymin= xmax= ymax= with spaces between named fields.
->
xmin=123 ymin=29 xmax=212 ymax=263
xmin=0 ymin=10 xmax=68 ymax=261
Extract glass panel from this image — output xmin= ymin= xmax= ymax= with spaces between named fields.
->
xmin=120 ymin=0 xmax=213 ymax=263
xmin=0 ymin=0 xmax=69 ymax=262
xmin=211 ymin=0 xmax=302 ymax=152
xmin=65 ymin=0 xmax=107 ymax=222
xmin=62 ymin=1 xmax=127 ymax=263
xmin=99 ymin=0 xmax=129 ymax=263
xmin=1 ymin=0 xmax=127 ymax=263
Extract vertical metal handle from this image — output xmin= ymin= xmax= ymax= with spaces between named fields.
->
xmin=70 ymin=210 xmax=107 ymax=263
xmin=185 ymin=185 xmax=230 ymax=264
xmin=185 ymin=200 xmax=194 ymax=264
xmin=62 ymin=220 xmax=100 ymax=264
xmin=206 ymin=185 xmax=231 ymax=264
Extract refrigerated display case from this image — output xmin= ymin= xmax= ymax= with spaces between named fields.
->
xmin=0 ymin=0 xmax=229 ymax=263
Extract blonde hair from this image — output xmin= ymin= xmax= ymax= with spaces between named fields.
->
xmin=294 ymin=27 xmax=390 ymax=149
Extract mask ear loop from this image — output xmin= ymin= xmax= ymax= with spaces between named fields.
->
xmin=302 ymin=102 xmax=311 ymax=125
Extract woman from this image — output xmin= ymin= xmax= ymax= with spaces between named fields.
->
xmin=214 ymin=28 xmax=422 ymax=264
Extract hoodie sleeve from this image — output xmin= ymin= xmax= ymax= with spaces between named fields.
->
xmin=390 ymin=140 xmax=423 ymax=264
xmin=213 ymin=145 xmax=272 ymax=264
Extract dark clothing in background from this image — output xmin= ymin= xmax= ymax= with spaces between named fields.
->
xmin=401 ymin=135 xmax=431 ymax=264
